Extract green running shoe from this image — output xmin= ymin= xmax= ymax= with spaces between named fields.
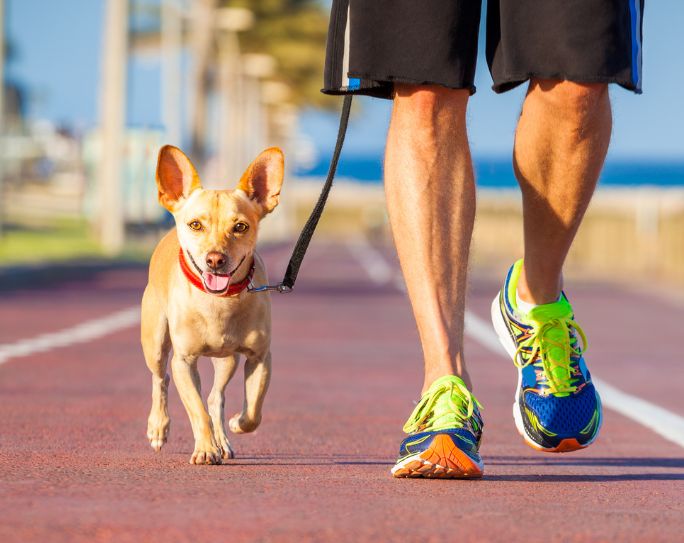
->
xmin=491 ymin=259 xmax=602 ymax=452
xmin=391 ymin=375 xmax=484 ymax=478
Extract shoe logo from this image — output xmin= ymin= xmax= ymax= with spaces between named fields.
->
xmin=404 ymin=434 xmax=431 ymax=452
xmin=525 ymin=406 xmax=558 ymax=437
xmin=580 ymin=408 xmax=600 ymax=436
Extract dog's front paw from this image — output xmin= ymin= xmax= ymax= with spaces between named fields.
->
xmin=214 ymin=432 xmax=235 ymax=459
xmin=229 ymin=413 xmax=260 ymax=434
xmin=147 ymin=415 xmax=170 ymax=452
xmin=190 ymin=440 xmax=222 ymax=465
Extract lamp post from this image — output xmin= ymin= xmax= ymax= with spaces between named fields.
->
xmin=259 ymin=80 xmax=297 ymax=242
xmin=0 ymin=0 xmax=5 ymax=238
xmin=215 ymin=7 xmax=253 ymax=182
xmin=97 ymin=0 xmax=129 ymax=255
xmin=161 ymin=0 xmax=182 ymax=146
xmin=241 ymin=53 xmax=276 ymax=161
xmin=188 ymin=0 xmax=218 ymax=166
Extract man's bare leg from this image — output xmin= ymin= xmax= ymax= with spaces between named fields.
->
xmin=384 ymin=84 xmax=475 ymax=393
xmin=514 ymin=79 xmax=612 ymax=303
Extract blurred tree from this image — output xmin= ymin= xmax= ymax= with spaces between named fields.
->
xmin=220 ymin=0 xmax=329 ymax=108
xmin=189 ymin=0 xmax=218 ymax=163
xmin=131 ymin=0 xmax=329 ymax=108
xmin=129 ymin=0 xmax=331 ymax=164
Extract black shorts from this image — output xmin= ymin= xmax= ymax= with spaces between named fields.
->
xmin=323 ymin=0 xmax=644 ymax=98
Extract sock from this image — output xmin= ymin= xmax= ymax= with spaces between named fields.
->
xmin=516 ymin=289 xmax=561 ymax=315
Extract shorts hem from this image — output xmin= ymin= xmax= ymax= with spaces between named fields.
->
xmin=492 ymin=73 xmax=642 ymax=95
xmin=322 ymin=72 xmax=476 ymax=99
xmin=320 ymin=86 xmax=391 ymax=99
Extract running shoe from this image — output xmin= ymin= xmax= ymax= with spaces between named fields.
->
xmin=391 ymin=375 xmax=484 ymax=478
xmin=491 ymin=259 xmax=602 ymax=452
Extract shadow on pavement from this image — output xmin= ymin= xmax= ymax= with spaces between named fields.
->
xmin=485 ymin=473 xmax=684 ymax=482
xmin=487 ymin=456 xmax=684 ymax=469
xmin=225 ymin=455 xmax=684 ymax=481
xmin=225 ymin=456 xmax=392 ymax=467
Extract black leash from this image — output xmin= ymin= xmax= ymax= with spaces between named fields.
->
xmin=248 ymin=94 xmax=353 ymax=293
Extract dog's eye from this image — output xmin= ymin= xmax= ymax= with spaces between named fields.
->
xmin=233 ymin=222 xmax=249 ymax=233
xmin=188 ymin=220 xmax=203 ymax=231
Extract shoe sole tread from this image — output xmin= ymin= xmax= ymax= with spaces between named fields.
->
xmin=392 ymin=434 xmax=483 ymax=479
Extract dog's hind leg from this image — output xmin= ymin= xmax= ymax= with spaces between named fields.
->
xmin=229 ymin=351 xmax=271 ymax=434
xmin=141 ymin=286 xmax=172 ymax=452
xmin=208 ymin=355 xmax=239 ymax=459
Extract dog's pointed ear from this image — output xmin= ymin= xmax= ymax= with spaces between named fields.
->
xmin=156 ymin=145 xmax=202 ymax=212
xmin=237 ymin=147 xmax=284 ymax=215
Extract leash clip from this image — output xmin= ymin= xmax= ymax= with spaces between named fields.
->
xmin=247 ymin=281 xmax=292 ymax=294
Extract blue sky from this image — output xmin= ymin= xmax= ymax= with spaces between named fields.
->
xmin=6 ymin=0 xmax=684 ymax=160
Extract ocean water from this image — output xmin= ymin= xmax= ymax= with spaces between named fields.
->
xmin=295 ymin=155 xmax=684 ymax=187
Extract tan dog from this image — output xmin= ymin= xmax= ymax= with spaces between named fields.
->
xmin=141 ymin=145 xmax=283 ymax=465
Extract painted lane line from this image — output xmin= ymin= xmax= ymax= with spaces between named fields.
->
xmin=346 ymin=239 xmax=407 ymax=292
xmin=463 ymin=310 xmax=504 ymax=355
xmin=345 ymin=238 xmax=394 ymax=284
xmin=0 ymin=306 xmax=140 ymax=366
xmin=588 ymin=378 xmax=684 ymax=449
xmin=346 ymin=239 xmax=684 ymax=450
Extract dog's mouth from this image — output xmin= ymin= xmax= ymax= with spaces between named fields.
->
xmin=186 ymin=252 xmax=246 ymax=294
xmin=202 ymin=270 xmax=231 ymax=293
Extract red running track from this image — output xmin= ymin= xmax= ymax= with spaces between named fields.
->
xmin=0 ymin=241 xmax=682 ymax=542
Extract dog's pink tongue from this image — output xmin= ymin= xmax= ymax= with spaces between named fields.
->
xmin=202 ymin=271 xmax=230 ymax=291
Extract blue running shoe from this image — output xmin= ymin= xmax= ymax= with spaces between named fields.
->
xmin=391 ymin=375 xmax=484 ymax=478
xmin=491 ymin=260 xmax=602 ymax=452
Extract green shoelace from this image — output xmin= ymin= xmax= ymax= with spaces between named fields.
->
xmin=514 ymin=316 xmax=588 ymax=396
xmin=403 ymin=376 xmax=482 ymax=434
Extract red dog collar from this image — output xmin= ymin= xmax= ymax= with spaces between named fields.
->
xmin=178 ymin=248 xmax=254 ymax=296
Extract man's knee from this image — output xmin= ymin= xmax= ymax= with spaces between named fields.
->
xmin=393 ymin=83 xmax=469 ymax=122
xmin=530 ymin=79 xmax=608 ymax=117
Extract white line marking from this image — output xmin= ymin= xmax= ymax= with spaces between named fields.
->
xmin=588 ymin=378 xmax=684 ymax=448
xmin=0 ymin=306 xmax=140 ymax=366
xmin=346 ymin=238 xmax=684 ymax=449
xmin=345 ymin=238 xmax=394 ymax=284
xmin=463 ymin=311 xmax=504 ymax=355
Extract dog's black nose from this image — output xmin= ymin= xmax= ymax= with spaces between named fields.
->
xmin=206 ymin=252 xmax=227 ymax=270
